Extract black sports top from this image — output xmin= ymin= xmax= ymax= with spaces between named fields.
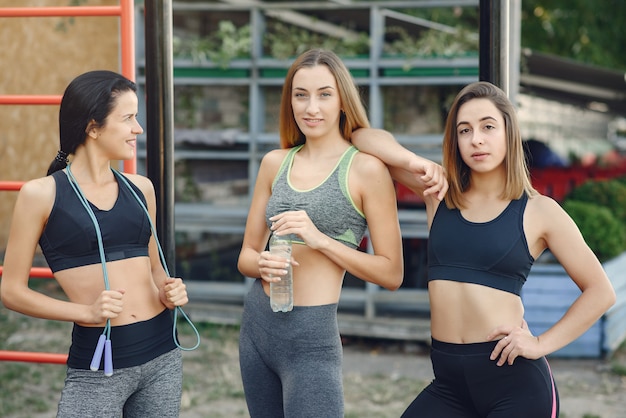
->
xmin=427 ymin=194 xmax=534 ymax=296
xmin=39 ymin=170 xmax=151 ymax=273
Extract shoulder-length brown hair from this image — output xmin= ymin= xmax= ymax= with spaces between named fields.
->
xmin=278 ymin=49 xmax=370 ymax=149
xmin=442 ymin=81 xmax=537 ymax=209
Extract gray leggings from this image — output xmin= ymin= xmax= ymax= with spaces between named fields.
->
xmin=239 ymin=280 xmax=344 ymax=418
xmin=56 ymin=348 xmax=182 ymax=418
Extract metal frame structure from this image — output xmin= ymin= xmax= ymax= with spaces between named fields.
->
xmin=134 ymin=1 xmax=495 ymax=338
xmin=0 ymin=0 xmax=136 ymax=365
xmin=0 ymin=0 xmax=511 ymax=347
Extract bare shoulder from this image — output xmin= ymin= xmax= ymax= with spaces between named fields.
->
xmin=260 ymin=148 xmax=289 ymax=166
xmin=351 ymin=150 xmax=390 ymax=177
xmin=118 ymin=172 xmax=155 ymax=196
xmin=258 ymin=148 xmax=290 ymax=177
xmin=349 ymin=152 xmax=394 ymax=203
xmin=525 ymin=193 xmax=572 ymax=231
xmin=526 ymin=193 xmax=566 ymax=215
xmin=19 ymin=175 xmax=55 ymax=202
xmin=15 ymin=175 xmax=56 ymax=217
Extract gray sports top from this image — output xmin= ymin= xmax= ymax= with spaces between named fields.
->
xmin=266 ymin=145 xmax=367 ymax=249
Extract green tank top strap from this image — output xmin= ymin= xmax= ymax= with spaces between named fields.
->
xmin=272 ymin=145 xmax=303 ymax=190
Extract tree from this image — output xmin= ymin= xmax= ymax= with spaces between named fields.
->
xmin=521 ymin=0 xmax=626 ymax=70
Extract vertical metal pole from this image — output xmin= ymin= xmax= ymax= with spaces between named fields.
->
xmin=507 ymin=0 xmax=522 ymax=104
xmin=369 ymin=5 xmax=383 ymax=128
xmin=499 ymin=0 xmax=510 ymax=96
xmin=121 ymin=0 xmax=137 ymax=174
xmin=479 ymin=0 xmax=501 ymax=88
xmin=144 ymin=0 xmax=176 ymax=275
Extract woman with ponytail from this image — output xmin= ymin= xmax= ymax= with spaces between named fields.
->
xmin=1 ymin=70 xmax=189 ymax=417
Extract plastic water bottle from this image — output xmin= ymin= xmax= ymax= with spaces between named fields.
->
xmin=269 ymin=233 xmax=293 ymax=312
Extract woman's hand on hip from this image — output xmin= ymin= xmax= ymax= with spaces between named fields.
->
xmin=488 ymin=320 xmax=542 ymax=366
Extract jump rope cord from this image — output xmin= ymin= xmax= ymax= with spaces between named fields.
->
xmin=64 ymin=165 xmax=200 ymax=376
xmin=65 ymin=166 xmax=114 ymax=375
xmin=111 ymin=169 xmax=200 ymax=351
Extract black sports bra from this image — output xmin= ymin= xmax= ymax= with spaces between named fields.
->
xmin=427 ymin=194 xmax=534 ymax=296
xmin=39 ymin=170 xmax=151 ymax=273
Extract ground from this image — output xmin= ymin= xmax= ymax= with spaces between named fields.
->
xmin=1 ymin=311 xmax=625 ymax=418
xmin=340 ymin=340 xmax=626 ymax=418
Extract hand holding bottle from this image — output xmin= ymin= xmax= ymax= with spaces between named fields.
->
xmin=269 ymin=233 xmax=293 ymax=312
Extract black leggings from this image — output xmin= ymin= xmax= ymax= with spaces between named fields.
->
xmin=402 ymin=339 xmax=559 ymax=418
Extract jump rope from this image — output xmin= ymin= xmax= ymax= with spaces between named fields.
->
xmin=65 ymin=164 xmax=200 ymax=376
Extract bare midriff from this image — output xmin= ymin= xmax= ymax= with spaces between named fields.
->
xmin=261 ymin=243 xmax=344 ymax=306
xmin=428 ymin=280 xmax=525 ymax=343
xmin=54 ymin=256 xmax=165 ymax=327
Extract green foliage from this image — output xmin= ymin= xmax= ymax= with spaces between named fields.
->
xmin=562 ymin=200 xmax=626 ymax=263
xmin=614 ymin=175 xmax=626 ymax=188
xmin=611 ymin=362 xmax=626 ymax=377
xmin=565 ymin=179 xmax=626 ymax=226
xmin=396 ymin=6 xmax=480 ymax=30
xmin=174 ymin=161 xmax=201 ymax=202
xmin=382 ymin=6 xmax=479 ymax=63
xmin=384 ymin=26 xmax=478 ymax=59
xmin=173 ymin=21 xmax=252 ymax=68
xmin=169 ymin=3 xmax=625 ymax=73
xmin=263 ymin=22 xmax=370 ymax=60
xmin=521 ymin=0 xmax=626 ymax=70
xmin=562 ymin=178 xmax=626 ymax=262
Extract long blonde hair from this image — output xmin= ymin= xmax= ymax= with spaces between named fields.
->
xmin=278 ymin=49 xmax=370 ymax=148
xmin=442 ymin=81 xmax=537 ymax=209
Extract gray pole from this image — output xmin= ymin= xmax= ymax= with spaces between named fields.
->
xmin=479 ymin=0 xmax=502 ymax=88
xmin=143 ymin=0 xmax=176 ymax=275
xmin=480 ymin=0 xmax=521 ymax=100
xmin=507 ymin=0 xmax=522 ymax=104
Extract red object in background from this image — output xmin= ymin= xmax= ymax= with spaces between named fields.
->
xmin=0 ymin=350 xmax=67 ymax=364
xmin=395 ymin=158 xmax=626 ymax=205
xmin=531 ymin=158 xmax=626 ymax=202
xmin=395 ymin=182 xmax=425 ymax=206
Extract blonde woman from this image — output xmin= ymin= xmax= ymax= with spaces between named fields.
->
xmin=237 ymin=49 xmax=446 ymax=417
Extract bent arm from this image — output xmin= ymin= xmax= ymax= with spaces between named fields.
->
xmin=1 ymin=180 xmax=94 ymax=323
xmin=329 ymin=155 xmax=404 ymax=289
xmin=271 ymin=154 xmax=404 ymax=290
xmin=130 ymin=174 xmax=188 ymax=308
xmin=534 ymin=199 xmax=616 ymax=356
xmin=237 ymin=152 xmax=278 ymax=279
xmin=351 ymin=128 xmax=448 ymax=202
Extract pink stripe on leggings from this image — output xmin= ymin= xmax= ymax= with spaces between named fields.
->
xmin=544 ymin=358 xmax=558 ymax=418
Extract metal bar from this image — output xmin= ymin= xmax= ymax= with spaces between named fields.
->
xmin=0 ymin=6 xmax=121 ymax=18
xmin=0 ymin=2 xmax=136 ymax=368
xmin=0 ymin=2 xmax=137 ymax=172
xmin=120 ymin=0 xmax=136 ymax=81
xmin=120 ymin=0 xmax=137 ymax=174
xmin=0 ymin=266 xmax=54 ymax=278
xmin=144 ymin=0 xmax=176 ymax=274
xmin=479 ymin=0 xmax=501 ymax=86
xmin=0 ymin=95 xmax=62 ymax=105
xmin=0 ymin=181 xmax=25 ymax=191
xmin=171 ymin=1 xmax=479 ymax=12
xmin=0 ymin=351 xmax=67 ymax=365
xmin=0 ymin=6 xmax=121 ymax=17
